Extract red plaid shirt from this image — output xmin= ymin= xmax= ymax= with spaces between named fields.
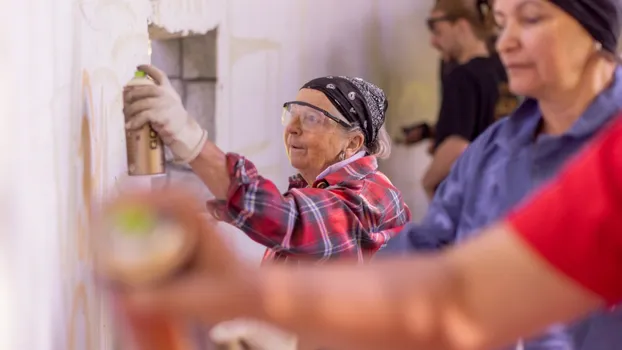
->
xmin=207 ymin=153 xmax=411 ymax=263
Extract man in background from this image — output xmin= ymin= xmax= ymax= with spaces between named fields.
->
xmin=408 ymin=0 xmax=519 ymax=199
xmin=422 ymin=0 xmax=518 ymax=199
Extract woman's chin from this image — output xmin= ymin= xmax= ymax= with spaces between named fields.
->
xmin=289 ymin=156 xmax=308 ymax=170
xmin=508 ymin=77 xmax=541 ymax=98
xmin=289 ymin=159 xmax=305 ymax=169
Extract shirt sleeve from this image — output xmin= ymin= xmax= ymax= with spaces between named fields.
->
xmin=378 ymin=141 xmax=478 ymax=256
xmin=207 ymin=153 xmax=410 ymax=260
xmin=507 ymin=116 xmax=622 ymax=305
xmin=435 ymin=69 xmax=479 ymax=148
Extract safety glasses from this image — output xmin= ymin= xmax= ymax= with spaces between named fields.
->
xmin=281 ymin=101 xmax=352 ymax=132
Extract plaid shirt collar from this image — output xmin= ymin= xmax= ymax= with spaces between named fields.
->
xmin=287 ymin=155 xmax=378 ymax=190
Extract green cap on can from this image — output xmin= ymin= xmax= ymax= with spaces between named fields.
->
xmin=134 ymin=70 xmax=147 ymax=78
xmin=112 ymin=205 xmax=156 ymax=237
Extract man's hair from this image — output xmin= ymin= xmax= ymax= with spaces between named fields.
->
xmin=433 ymin=0 xmax=495 ymax=41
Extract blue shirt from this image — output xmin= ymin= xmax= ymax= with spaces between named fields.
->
xmin=382 ymin=67 xmax=622 ymax=350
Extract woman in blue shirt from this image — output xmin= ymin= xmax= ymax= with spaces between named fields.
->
xmin=383 ymin=0 xmax=622 ymax=349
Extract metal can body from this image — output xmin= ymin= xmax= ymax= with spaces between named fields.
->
xmin=125 ymin=70 xmax=166 ymax=176
xmin=126 ymin=124 xmax=165 ymax=175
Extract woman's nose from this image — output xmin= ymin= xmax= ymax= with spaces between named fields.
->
xmin=285 ymin=116 xmax=302 ymax=135
xmin=496 ymin=22 xmax=520 ymax=54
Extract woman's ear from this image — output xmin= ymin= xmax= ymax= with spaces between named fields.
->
xmin=345 ymin=133 xmax=365 ymax=157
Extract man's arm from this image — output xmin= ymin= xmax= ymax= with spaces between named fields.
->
xmin=422 ymin=136 xmax=469 ymax=199
xmin=426 ymin=69 xmax=478 ymax=197
xmin=245 ymin=224 xmax=600 ymax=350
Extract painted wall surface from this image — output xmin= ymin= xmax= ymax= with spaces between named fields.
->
xmin=1 ymin=0 xmax=151 ymax=349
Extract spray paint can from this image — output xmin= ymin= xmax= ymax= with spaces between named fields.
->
xmin=93 ymin=188 xmax=249 ymax=350
xmin=93 ymin=187 xmax=199 ymax=350
xmin=125 ymin=70 xmax=166 ymax=176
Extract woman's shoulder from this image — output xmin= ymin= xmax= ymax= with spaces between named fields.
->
xmin=337 ymin=166 xmax=405 ymax=203
xmin=460 ymin=118 xmax=509 ymax=159
xmin=466 ymin=98 xmax=539 ymax=155
xmin=298 ymin=157 xmax=401 ymax=196
xmin=285 ymin=159 xmax=407 ymax=212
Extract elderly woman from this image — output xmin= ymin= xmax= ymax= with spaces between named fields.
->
xmin=123 ymin=68 xmax=410 ymax=348
xmin=124 ymin=69 xmax=409 ymax=262
xmin=380 ymin=0 xmax=622 ymax=349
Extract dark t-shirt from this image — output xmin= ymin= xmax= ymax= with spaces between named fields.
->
xmin=434 ymin=54 xmax=517 ymax=149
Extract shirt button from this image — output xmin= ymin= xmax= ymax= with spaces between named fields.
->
xmin=316 ymin=180 xmax=329 ymax=189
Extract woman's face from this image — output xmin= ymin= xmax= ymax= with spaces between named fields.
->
xmin=494 ymin=0 xmax=595 ymax=98
xmin=282 ymin=89 xmax=357 ymax=177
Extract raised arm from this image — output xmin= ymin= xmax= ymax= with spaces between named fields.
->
xmin=204 ymin=153 xmax=409 ymax=259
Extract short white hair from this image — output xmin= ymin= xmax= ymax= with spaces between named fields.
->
xmin=343 ymin=123 xmax=391 ymax=159
xmin=332 ymin=107 xmax=392 ymax=159
xmin=367 ymin=125 xmax=392 ymax=159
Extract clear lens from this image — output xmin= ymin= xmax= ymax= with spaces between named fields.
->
xmin=282 ymin=103 xmax=331 ymax=132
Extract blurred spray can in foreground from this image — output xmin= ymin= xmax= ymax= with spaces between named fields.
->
xmin=92 ymin=187 xmax=200 ymax=350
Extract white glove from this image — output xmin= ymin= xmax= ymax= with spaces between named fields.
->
xmin=123 ymin=64 xmax=207 ymax=164
xmin=209 ymin=318 xmax=298 ymax=350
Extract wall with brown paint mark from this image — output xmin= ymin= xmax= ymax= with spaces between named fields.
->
xmin=62 ymin=1 xmax=153 ymax=348
xmin=1 ymin=1 xmax=152 ymax=349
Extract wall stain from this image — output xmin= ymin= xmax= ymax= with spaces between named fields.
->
xmin=67 ymin=282 xmax=93 ymax=350
xmin=60 ymin=1 xmax=152 ymax=348
xmin=229 ymin=37 xmax=281 ymax=65
xmin=77 ymin=70 xmax=94 ymax=261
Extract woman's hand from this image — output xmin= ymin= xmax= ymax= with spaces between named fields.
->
xmin=123 ymin=64 xmax=207 ymax=164
xmin=114 ymin=189 xmax=262 ymax=325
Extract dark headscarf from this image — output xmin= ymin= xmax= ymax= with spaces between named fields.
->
xmin=301 ymin=76 xmax=388 ymax=147
xmin=549 ymin=0 xmax=621 ymax=53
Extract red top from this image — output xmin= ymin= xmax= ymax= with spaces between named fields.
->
xmin=507 ymin=115 xmax=622 ymax=304
xmin=207 ymin=154 xmax=411 ymax=264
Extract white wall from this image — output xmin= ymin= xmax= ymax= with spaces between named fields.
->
xmin=0 ymin=0 xmax=439 ymax=348
xmin=1 ymin=0 xmax=151 ymax=348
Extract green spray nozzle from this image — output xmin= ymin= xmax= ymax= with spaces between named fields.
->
xmin=134 ymin=70 xmax=147 ymax=78
xmin=111 ymin=205 xmax=157 ymax=237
